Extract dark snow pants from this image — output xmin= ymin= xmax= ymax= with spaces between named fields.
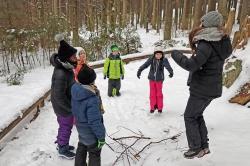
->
xmin=108 ymin=79 xmax=121 ymax=96
xmin=184 ymin=94 xmax=213 ymax=151
xmin=75 ymin=142 xmax=101 ymax=166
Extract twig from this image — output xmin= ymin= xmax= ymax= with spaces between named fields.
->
xmin=113 ymin=138 xmax=141 ymax=165
xmin=113 ymin=136 xmax=151 ymax=141
xmin=106 ymin=142 xmax=115 ymax=152
xmin=117 ymin=126 xmax=142 ymax=136
xmin=134 ymin=132 xmax=183 ymax=158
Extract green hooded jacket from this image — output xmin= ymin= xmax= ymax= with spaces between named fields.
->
xmin=103 ymin=53 xmax=125 ymax=79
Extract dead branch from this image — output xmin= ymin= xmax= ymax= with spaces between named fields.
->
xmin=113 ymin=136 xmax=151 ymax=141
xmin=134 ymin=132 xmax=183 ymax=158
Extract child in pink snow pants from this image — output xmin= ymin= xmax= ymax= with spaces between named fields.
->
xmin=137 ymin=46 xmax=173 ymax=113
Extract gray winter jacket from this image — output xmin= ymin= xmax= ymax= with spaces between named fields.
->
xmin=50 ymin=53 xmax=75 ymax=116
xmin=138 ymin=56 xmax=173 ymax=81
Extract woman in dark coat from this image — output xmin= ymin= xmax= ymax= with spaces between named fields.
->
xmin=50 ymin=37 xmax=77 ymax=159
xmin=171 ymin=11 xmax=232 ymax=159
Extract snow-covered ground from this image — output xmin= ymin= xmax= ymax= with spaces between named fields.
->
xmin=0 ymin=56 xmax=250 ymax=166
xmin=0 ymin=28 xmax=188 ymax=132
xmin=0 ymin=67 xmax=53 ymax=131
xmin=1 ymin=27 xmax=250 ymax=165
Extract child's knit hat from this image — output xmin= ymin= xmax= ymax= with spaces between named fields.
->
xmin=154 ymin=45 xmax=164 ymax=54
xmin=77 ymin=65 xmax=96 ymax=85
xmin=74 ymin=47 xmax=86 ymax=59
xmin=111 ymin=44 xmax=119 ymax=52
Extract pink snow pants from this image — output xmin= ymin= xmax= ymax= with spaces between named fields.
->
xmin=149 ymin=80 xmax=163 ymax=110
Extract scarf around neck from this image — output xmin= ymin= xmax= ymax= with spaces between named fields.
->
xmin=194 ymin=27 xmax=224 ymax=42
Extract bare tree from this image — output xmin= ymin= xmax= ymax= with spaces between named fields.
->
xmin=181 ymin=0 xmax=191 ymax=30
xmin=164 ymin=0 xmax=173 ymax=40
xmin=193 ymin=0 xmax=203 ymax=28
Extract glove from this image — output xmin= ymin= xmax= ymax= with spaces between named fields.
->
xmin=104 ymin=75 xmax=106 ymax=79
xmin=121 ymin=75 xmax=124 ymax=80
xmin=169 ymin=73 xmax=173 ymax=78
xmin=97 ymin=139 xmax=105 ymax=149
xmin=137 ymin=71 xmax=141 ymax=79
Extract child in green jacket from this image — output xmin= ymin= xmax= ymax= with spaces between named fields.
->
xmin=103 ymin=44 xmax=125 ymax=97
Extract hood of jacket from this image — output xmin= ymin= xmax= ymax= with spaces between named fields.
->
xmin=50 ymin=53 xmax=62 ymax=68
xmin=209 ymin=36 xmax=232 ymax=60
xmin=50 ymin=53 xmax=75 ymax=70
xmin=71 ymin=83 xmax=96 ymax=101
xmin=108 ymin=53 xmax=121 ymax=60
xmin=194 ymin=28 xmax=232 ymax=60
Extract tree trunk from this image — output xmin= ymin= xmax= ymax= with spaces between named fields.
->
xmin=164 ymin=0 xmax=173 ymax=40
xmin=193 ymin=0 xmax=203 ymax=28
xmin=218 ymin=0 xmax=228 ymax=22
xmin=174 ymin=0 xmax=179 ymax=30
xmin=208 ymin=0 xmax=216 ymax=12
xmin=122 ymin=0 xmax=127 ymax=27
xmin=145 ymin=0 xmax=150 ymax=32
xmin=240 ymin=0 xmax=250 ymax=25
xmin=181 ymin=0 xmax=191 ymax=30
xmin=225 ymin=9 xmax=236 ymax=35
xmin=151 ymin=0 xmax=157 ymax=29
xmin=140 ymin=0 xmax=145 ymax=27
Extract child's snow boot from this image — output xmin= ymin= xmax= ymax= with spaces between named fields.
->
xmin=58 ymin=145 xmax=75 ymax=160
xmin=56 ymin=144 xmax=75 ymax=151
xmin=150 ymin=110 xmax=155 ymax=113
xmin=158 ymin=110 xmax=162 ymax=113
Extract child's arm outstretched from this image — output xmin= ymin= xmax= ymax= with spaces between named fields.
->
xmin=171 ymin=42 xmax=212 ymax=72
xmin=137 ymin=57 xmax=152 ymax=79
xmin=163 ymin=58 xmax=174 ymax=78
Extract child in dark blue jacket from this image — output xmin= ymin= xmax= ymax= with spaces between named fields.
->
xmin=71 ymin=65 xmax=106 ymax=166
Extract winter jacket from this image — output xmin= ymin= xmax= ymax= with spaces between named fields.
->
xmin=71 ymin=83 xmax=106 ymax=145
xmin=103 ymin=53 xmax=125 ymax=79
xmin=171 ymin=36 xmax=232 ymax=98
xmin=138 ymin=56 xmax=173 ymax=81
xmin=50 ymin=53 xmax=75 ymax=116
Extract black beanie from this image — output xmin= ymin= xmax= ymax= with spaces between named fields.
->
xmin=58 ymin=40 xmax=77 ymax=62
xmin=77 ymin=65 xmax=97 ymax=85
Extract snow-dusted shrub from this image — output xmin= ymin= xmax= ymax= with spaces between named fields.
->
xmin=154 ymin=39 xmax=188 ymax=48
xmin=6 ymin=69 xmax=26 ymax=86
xmin=78 ymin=26 xmax=141 ymax=61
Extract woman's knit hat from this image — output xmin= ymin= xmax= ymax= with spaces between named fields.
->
xmin=200 ymin=11 xmax=223 ymax=28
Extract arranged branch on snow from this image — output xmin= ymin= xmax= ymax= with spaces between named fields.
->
xmin=106 ymin=127 xmax=183 ymax=166
xmin=134 ymin=132 xmax=183 ymax=158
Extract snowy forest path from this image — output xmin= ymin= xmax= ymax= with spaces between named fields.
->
xmin=0 ymin=59 xmax=250 ymax=166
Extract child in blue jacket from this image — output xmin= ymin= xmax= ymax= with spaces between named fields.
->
xmin=71 ymin=65 xmax=106 ymax=166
